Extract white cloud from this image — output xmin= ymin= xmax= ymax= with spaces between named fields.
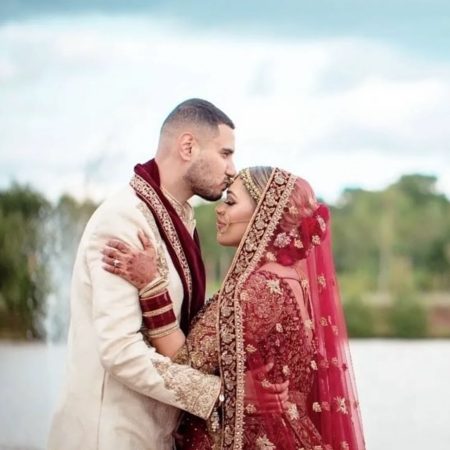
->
xmin=0 ymin=16 xmax=449 ymax=202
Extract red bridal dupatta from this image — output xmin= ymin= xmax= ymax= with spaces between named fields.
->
xmin=130 ymin=159 xmax=206 ymax=333
xmin=216 ymin=169 xmax=365 ymax=450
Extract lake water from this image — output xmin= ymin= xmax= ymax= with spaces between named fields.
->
xmin=0 ymin=339 xmax=449 ymax=450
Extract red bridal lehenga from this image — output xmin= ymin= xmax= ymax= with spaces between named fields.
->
xmin=172 ymin=169 xmax=366 ymax=450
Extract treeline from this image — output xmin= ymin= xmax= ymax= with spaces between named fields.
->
xmin=0 ymin=174 xmax=449 ymax=340
xmin=0 ymin=185 xmax=96 ymax=339
xmin=197 ymin=174 xmax=450 ymax=337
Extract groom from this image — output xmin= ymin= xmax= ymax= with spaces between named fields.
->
xmin=48 ymin=99 xmax=237 ymax=450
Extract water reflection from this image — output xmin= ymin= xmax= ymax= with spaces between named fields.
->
xmin=0 ymin=340 xmax=449 ymax=450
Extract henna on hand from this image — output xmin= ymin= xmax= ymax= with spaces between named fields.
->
xmin=101 ymin=231 xmax=159 ymax=289
xmin=126 ymin=251 xmax=157 ymax=289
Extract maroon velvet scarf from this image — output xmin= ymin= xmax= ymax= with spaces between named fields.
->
xmin=132 ymin=159 xmax=206 ymax=333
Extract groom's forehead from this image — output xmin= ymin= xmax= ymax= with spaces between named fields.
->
xmin=216 ymin=124 xmax=235 ymax=144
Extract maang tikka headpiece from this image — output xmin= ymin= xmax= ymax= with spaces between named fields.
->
xmin=239 ymin=168 xmax=262 ymax=203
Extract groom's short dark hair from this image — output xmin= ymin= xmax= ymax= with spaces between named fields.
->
xmin=161 ymin=98 xmax=235 ymax=133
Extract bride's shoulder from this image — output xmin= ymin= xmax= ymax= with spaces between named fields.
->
xmin=257 ymin=262 xmax=293 ymax=279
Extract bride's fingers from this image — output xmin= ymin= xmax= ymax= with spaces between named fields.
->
xmin=138 ymin=230 xmax=154 ymax=253
xmin=103 ymin=264 xmax=121 ymax=275
xmin=102 ymin=256 xmax=123 ymax=275
xmin=277 ymin=390 xmax=289 ymax=403
xmin=102 ymin=255 xmax=120 ymax=268
xmin=261 ymin=379 xmax=289 ymax=394
xmin=259 ymin=388 xmax=289 ymax=403
xmin=106 ymin=239 xmax=130 ymax=254
xmin=246 ymin=399 xmax=284 ymax=414
xmin=101 ymin=247 xmax=120 ymax=259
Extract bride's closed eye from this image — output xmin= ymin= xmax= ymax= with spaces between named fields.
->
xmin=224 ymin=198 xmax=236 ymax=206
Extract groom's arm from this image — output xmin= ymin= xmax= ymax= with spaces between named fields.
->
xmin=85 ymin=203 xmax=220 ymax=420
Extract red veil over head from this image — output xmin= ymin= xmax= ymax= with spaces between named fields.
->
xmin=216 ymin=168 xmax=365 ymax=450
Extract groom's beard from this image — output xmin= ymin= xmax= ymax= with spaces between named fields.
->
xmin=184 ymin=159 xmax=231 ymax=201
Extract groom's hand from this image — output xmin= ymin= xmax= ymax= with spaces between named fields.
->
xmin=244 ymin=362 xmax=289 ymax=414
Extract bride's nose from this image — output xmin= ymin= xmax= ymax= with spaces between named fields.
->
xmin=216 ymin=203 xmax=225 ymax=215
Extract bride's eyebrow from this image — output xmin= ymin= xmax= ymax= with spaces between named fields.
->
xmin=227 ymin=189 xmax=236 ymax=198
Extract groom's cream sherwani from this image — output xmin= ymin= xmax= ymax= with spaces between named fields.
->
xmin=48 ymin=186 xmax=220 ymax=450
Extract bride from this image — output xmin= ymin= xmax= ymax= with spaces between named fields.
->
xmin=102 ymin=167 xmax=366 ymax=450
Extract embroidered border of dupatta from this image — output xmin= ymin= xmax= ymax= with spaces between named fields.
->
xmin=217 ymin=168 xmax=297 ymax=450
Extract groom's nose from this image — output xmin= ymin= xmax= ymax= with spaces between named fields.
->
xmin=226 ymin=160 xmax=237 ymax=179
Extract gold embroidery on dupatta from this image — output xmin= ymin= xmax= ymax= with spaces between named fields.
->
xmin=255 ymin=434 xmax=276 ymax=450
xmin=286 ymin=402 xmax=300 ymax=420
xmin=266 ymin=279 xmax=282 ymax=294
xmin=317 ymin=274 xmax=326 ymax=289
xmin=312 ymin=402 xmax=322 ymax=412
xmin=131 ymin=175 xmax=193 ymax=314
xmin=217 ymin=169 xmax=297 ymax=450
xmin=153 ymin=359 xmax=220 ymax=419
xmin=172 ymin=344 xmax=190 ymax=365
xmin=186 ymin=295 xmax=220 ymax=374
xmin=334 ymin=396 xmax=349 ymax=414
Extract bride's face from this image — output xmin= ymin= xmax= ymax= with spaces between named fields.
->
xmin=215 ymin=177 xmax=256 ymax=247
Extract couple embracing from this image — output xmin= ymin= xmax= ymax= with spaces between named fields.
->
xmin=49 ymin=99 xmax=365 ymax=450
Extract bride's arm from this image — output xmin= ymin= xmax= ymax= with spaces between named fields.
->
xmin=145 ymin=329 xmax=185 ymax=359
xmin=102 ymin=231 xmax=186 ymax=358
xmin=140 ymin=284 xmax=186 ymax=358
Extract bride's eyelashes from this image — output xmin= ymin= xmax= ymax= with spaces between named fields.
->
xmin=224 ymin=198 xmax=236 ymax=206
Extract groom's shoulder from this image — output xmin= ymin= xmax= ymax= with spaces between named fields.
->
xmin=87 ymin=185 xmax=143 ymax=227
xmin=97 ymin=185 xmax=139 ymax=213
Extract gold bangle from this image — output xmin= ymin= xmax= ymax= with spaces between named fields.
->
xmin=143 ymin=303 xmax=174 ymax=318
xmin=139 ymin=277 xmax=168 ymax=297
xmin=148 ymin=322 xmax=179 ymax=338
xmin=140 ymin=282 xmax=169 ymax=300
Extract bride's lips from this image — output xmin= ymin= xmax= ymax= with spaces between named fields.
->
xmin=216 ymin=220 xmax=227 ymax=232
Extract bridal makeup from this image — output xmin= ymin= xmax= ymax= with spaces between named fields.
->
xmin=215 ymin=177 xmax=255 ymax=247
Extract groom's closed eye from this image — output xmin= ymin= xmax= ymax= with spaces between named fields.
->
xmin=221 ymin=148 xmax=234 ymax=157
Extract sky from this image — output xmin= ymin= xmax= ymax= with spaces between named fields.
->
xmin=0 ymin=0 xmax=449 ymax=203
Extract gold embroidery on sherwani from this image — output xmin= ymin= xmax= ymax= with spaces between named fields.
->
xmin=137 ymin=202 xmax=169 ymax=280
xmin=131 ymin=174 xmax=193 ymax=312
xmin=152 ymin=358 xmax=220 ymax=419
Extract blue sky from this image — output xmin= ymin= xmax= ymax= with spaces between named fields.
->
xmin=0 ymin=1 xmax=449 ymax=202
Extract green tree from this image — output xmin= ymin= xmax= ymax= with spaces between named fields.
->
xmin=0 ymin=184 xmax=51 ymax=338
xmin=194 ymin=202 xmax=234 ymax=295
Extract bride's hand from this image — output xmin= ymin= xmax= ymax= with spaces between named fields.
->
xmin=244 ymin=362 xmax=289 ymax=414
xmin=101 ymin=230 xmax=159 ymax=290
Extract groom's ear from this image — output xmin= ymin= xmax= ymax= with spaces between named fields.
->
xmin=178 ymin=132 xmax=196 ymax=161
